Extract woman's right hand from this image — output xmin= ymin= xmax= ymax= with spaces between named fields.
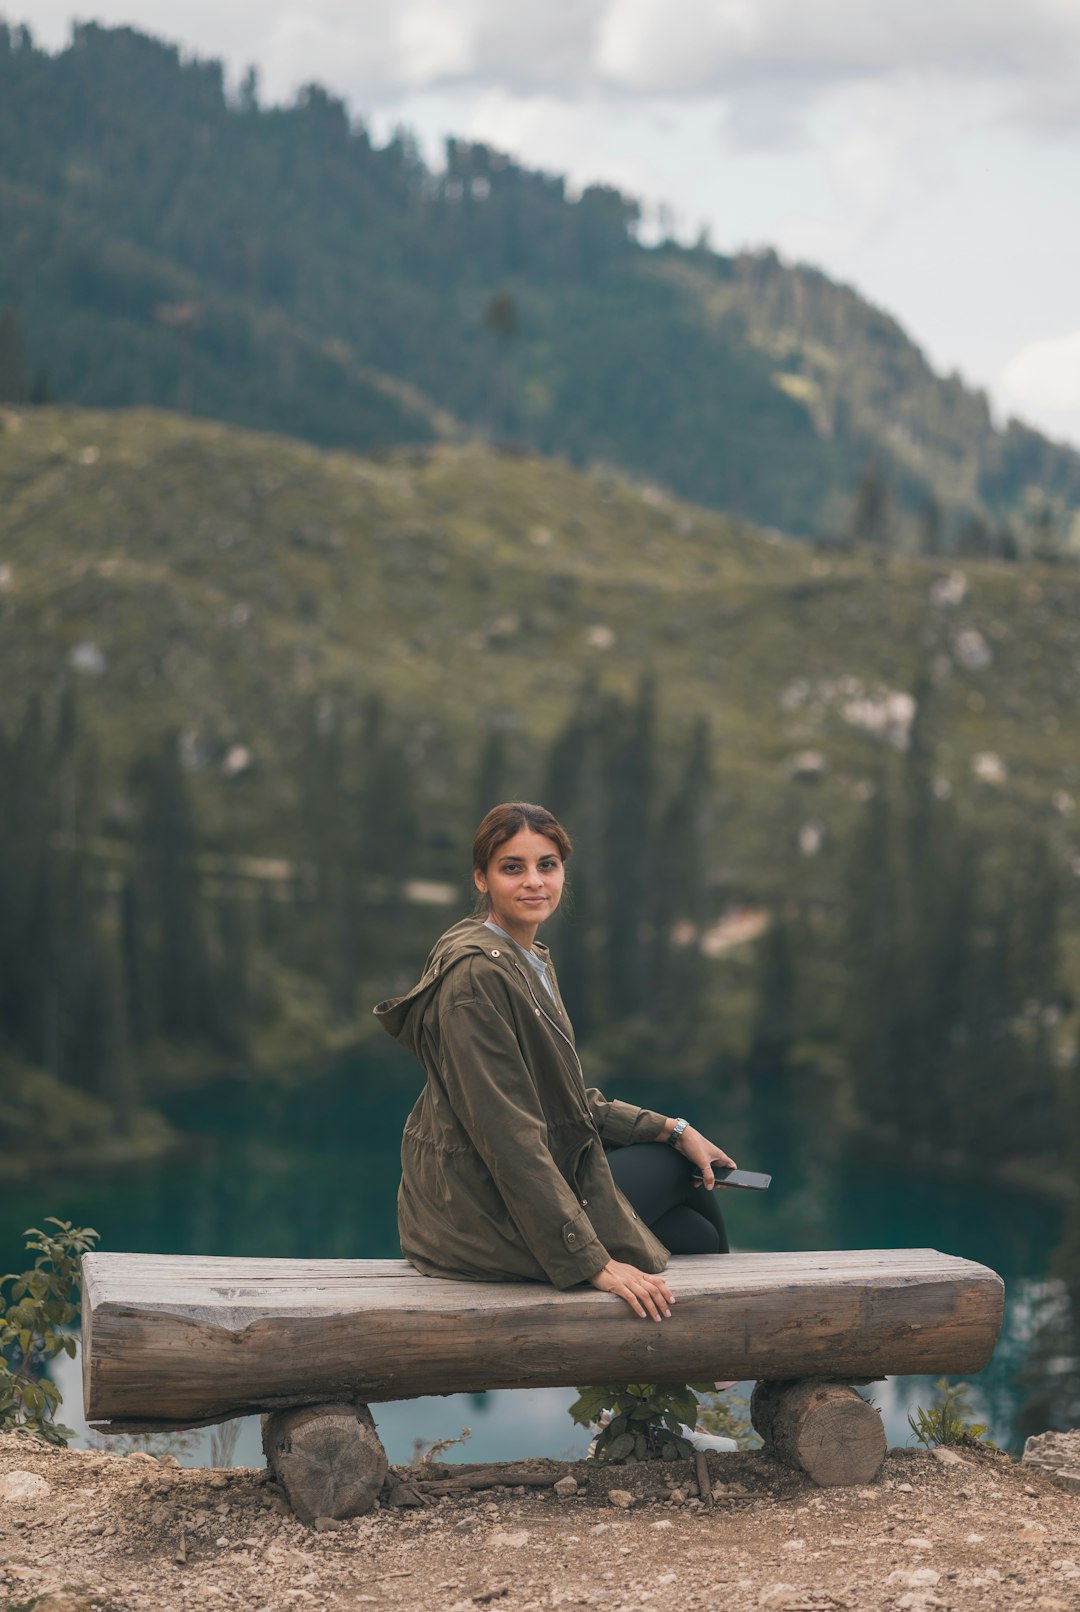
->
xmin=589 ymin=1260 xmax=674 ymax=1321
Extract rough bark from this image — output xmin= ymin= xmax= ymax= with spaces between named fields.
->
xmin=751 ymin=1379 xmax=887 ymax=1488
xmin=81 ymin=1249 xmax=1005 ymax=1430
xmin=262 ymin=1402 xmax=387 ymax=1523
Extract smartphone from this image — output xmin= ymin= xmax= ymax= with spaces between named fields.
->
xmin=691 ymin=1165 xmax=771 ymax=1191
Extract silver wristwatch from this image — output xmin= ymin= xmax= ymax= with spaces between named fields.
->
xmin=667 ymin=1117 xmax=689 ymax=1147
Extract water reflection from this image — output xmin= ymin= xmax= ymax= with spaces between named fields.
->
xmin=1014 ymin=1197 xmax=1080 ymax=1442
xmin=2 ymin=1052 xmax=1066 ymax=1460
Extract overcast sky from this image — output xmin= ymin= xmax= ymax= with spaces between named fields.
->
xmin=22 ymin=1 xmax=1080 ymax=450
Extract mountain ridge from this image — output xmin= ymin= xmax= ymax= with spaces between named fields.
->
xmin=2 ymin=18 xmax=1079 ymax=549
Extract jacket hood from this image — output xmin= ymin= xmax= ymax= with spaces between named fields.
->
xmin=373 ymin=916 xmax=550 ymax=1058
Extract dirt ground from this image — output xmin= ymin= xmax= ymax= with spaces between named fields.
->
xmin=2 ymin=1429 xmax=1080 ymax=1612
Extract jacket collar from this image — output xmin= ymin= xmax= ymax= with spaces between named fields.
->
xmin=373 ymin=916 xmax=547 ymax=1048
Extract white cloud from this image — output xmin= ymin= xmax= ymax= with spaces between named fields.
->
xmin=22 ymin=1 xmax=1080 ymax=129
xmin=395 ymin=4 xmax=478 ymax=89
xmin=1002 ymin=330 xmax=1080 ymax=412
xmin=596 ymin=0 xmax=1080 ymax=112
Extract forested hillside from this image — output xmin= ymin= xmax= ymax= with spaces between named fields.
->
xmin=2 ymin=19 xmax=1080 ymax=547
xmin=1 ymin=405 xmax=1077 ymax=1190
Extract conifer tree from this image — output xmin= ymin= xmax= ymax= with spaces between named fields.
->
xmin=542 ymin=679 xmax=602 ymax=1039
xmin=129 ymin=734 xmax=213 ymax=1042
xmin=0 ymin=306 xmax=29 ymax=403
xmin=650 ymin=715 xmax=712 ymax=1028
xmin=602 ymin=676 xmax=655 ymax=1019
xmin=849 ymin=462 xmax=891 ymax=560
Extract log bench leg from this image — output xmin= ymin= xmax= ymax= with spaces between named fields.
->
xmin=262 ymin=1402 xmax=388 ymax=1524
xmin=750 ymin=1379 xmax=886 ymax=1488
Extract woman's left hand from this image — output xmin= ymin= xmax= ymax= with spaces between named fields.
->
xmin=674 ymin=1125 xmax=736 ymax=1189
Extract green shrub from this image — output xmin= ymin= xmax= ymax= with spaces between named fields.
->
xmin=907 ymin=1377 xmax=994 ymax=1449
xmin=1 ymin=1217 xmax=99 ymax=1445
xmin=569 ymin=1383 xmax=699 ymax=1462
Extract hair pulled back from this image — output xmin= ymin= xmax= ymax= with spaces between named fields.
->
xmin=472 ymin=802 xmax=572 ymax=915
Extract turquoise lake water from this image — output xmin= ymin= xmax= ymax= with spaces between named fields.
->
xmin=4 ymin=1051 xmax=1065 ymax=1465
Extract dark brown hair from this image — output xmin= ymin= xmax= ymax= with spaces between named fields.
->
xmin=472 ymin=802 xmax=573 ymax=914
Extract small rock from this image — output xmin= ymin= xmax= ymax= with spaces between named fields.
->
xmin=788 ymin=750 xmax=826 ymax=781
xmin=895 ymin=1482 xmax=914 ymax=1493
xmin=972 ymin=751 xmax=1007 ymax=785
xmin=887 ymin=1568 xmax=941 ymax=1588
xmin=455 ymin=1519 xmax=476 ymax=1534
xmin=652 ymin=1520 xmax=673 ymax=1530
xmin=0 ymin=1470 xmax=51 ymax=1502
xmin=758 ymin=1586 xmax=799 ymax=1609
xmin=930 ymin=571 xmax=968 ymax=608
xmin=126 ymin=1451 xmax=159 ymax=1464
xmin=69 ymin=640 xmax=107 ymax=677
xmin=667 ymin=1488 xmax=686 ymax=1505
xmin=586 ymin=624 xmax=616 ymax=651
xmin=953 ymin=626 xmax=992 ymax=670
xmin=931 ymin=1446 xmax=965 ymax=1466
xmin=314 ymin=1516 xmax=341 ymax=1532
xmin=904 ymin=1537 xmax=933 ymax=1549
xmin=553 ymin=1476 xmax=578 ymax=1498
xmin=607 ymin=1490 xmax=634 ymax=1510
xmin=488 ymin=1530 xmax=530 ymax=1548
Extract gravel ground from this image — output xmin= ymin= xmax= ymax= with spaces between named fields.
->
xmin=2 ymin=1429 xmax=1079 ymax=1611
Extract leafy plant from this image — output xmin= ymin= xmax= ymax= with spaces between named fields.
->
xmin=907 ymin=1377 xmax=995 ymax=1449
xmin=569 ymin=1383 xmax=698 ymax=1463
xmin=0 ymin=1218 xmax=99 ymax=1445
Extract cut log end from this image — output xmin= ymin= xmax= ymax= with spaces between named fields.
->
xmin=262 ymin=1402 xmax=387 ymax=1524
xmin=751 ymin=1379 xmax=886 ymax=1488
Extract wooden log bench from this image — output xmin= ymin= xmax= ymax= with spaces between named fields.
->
xmin=81 ymin=1248 xmax=1003 ymax=1521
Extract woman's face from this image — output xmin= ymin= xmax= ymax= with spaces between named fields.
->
xmin=475 ymin=828 xmax=565 ymax=945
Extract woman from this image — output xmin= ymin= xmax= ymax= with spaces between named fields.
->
xmin=374 ymin=801 xmax=736 ymax=1322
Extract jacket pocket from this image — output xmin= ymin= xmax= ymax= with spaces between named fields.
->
xmin=552 ymin=1127 xmax=596 ymax=1189
xmin=561 ymin=1203 xmax=599 ymax=1255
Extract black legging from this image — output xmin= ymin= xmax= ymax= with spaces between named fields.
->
xmin=606 ymin=1141 xmax=730 ymax=1256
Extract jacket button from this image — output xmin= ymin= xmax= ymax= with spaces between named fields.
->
xmin=490 ymin=949 xmax=500 ymax=957
xmin=567 ymin=1232 xmax=577 ymax=1244
xmin=581 ymin=1199 xmax=588 ymax=1206
xmin=535 ymin=1007 xmax=541 ymax=1015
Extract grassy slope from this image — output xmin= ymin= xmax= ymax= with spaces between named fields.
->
xmin=1 ymin=404 xmax=1079 ymax=893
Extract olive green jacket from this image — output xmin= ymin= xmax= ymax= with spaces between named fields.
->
xmin=374 ymin=917 xmax=670 ymax=1289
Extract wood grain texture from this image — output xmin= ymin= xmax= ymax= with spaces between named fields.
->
xmin=751 ymin=1378 xmax=887 ymax=1487
xmin=81 ymin=1248 xmax=1004 ymax=1430
xmin=262 ymin=1402 xmax=387 ymax=1523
